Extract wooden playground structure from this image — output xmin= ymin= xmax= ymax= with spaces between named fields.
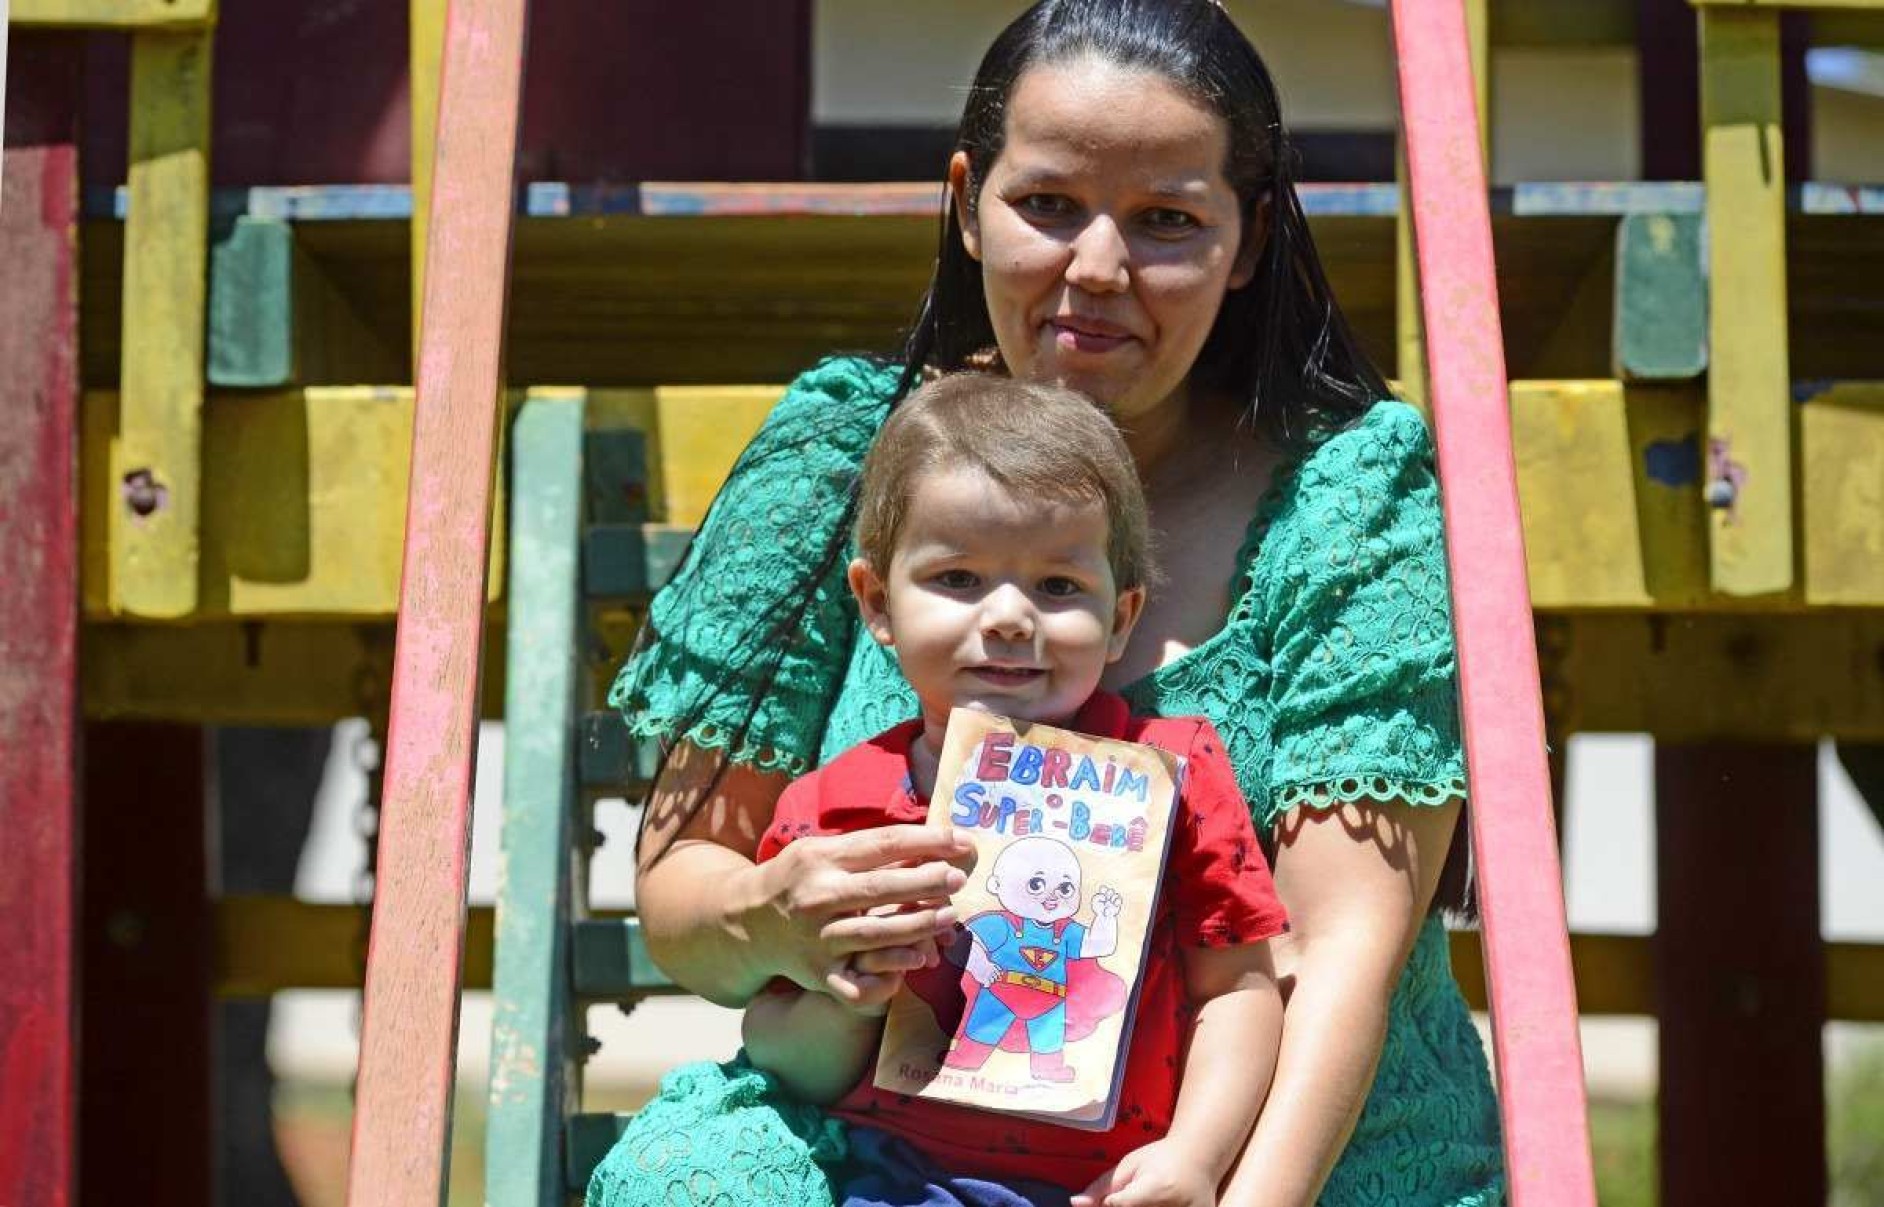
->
xmin=4 ymin=1 xmax=1884 ymax=1204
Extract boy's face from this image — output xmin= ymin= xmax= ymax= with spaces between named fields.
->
xmin=849 ymin=466 xmax=1145 ymax=737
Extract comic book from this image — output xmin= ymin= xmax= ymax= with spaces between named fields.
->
xmin=873 ymin=707 xmax=1184 ymax=1129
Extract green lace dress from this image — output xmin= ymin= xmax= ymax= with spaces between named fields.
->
xmin=591 ymin=357 xmax=1505 ymax=1207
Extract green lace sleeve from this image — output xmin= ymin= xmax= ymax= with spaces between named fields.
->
xmin=1261 ymin=401 xmax=1468 ymax=812
xmin=607 ymin=356 xmax=901 ymax=777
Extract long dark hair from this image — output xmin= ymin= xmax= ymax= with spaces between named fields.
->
xmin=635 ymin=0 xmax=1391 ymax=864
xmin=902 ymin=0 xmax=1389 ymax=448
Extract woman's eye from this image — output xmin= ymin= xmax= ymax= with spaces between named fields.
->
xmin=1142 ymin=208 xmax=1200 ymax=235
xmin=1015 ymin=193 xmax=1076 ymax=221
xmin=1040 ymin=576 xmax=1083 ymax=598
xmin=934 ymin=569 xmax=979 ymax=590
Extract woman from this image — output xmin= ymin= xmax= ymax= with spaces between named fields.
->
xmin=594 ymin=2 xmax=1503 ymax=1204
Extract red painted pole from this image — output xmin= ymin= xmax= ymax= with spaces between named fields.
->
xmin=0 ymin=33 xmax=82 ymax=1207
xmin=345 ymin=0 xmax=528 ymax=1202
xmin=1389 ymin=3 xmax=1597 ymax=1204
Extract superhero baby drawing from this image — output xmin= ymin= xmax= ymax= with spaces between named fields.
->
xmin=877 ymin=709 xmax=1183 ymax=1125
xmin=925 ymin=837 xmax=1129 ymax=1083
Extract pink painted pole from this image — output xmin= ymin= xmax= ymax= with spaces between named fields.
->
xmin=1389 ymin=2 xmax=1596 ymax=1204
xmin=345 ymin=0 xmax=528 ymax=1202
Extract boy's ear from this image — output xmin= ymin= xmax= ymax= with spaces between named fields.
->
xmin=1105 ymin=585 xmax=1148 ymax=663
xmin=948 ymin=151 xmax=982 ymax=262
xmin=848 ymin=557 xmax=896 ymax=648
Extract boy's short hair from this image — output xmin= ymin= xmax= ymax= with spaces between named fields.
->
xmin=854 ymin=373 xmax=1155 ymax=589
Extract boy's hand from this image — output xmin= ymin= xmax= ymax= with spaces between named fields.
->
xmin=1070 ymin=1139 xmax=1215 ymax=1207
xmin=824 ymin=961 xmax=907 ymax=1017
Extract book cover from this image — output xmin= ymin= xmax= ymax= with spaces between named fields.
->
xmin=874 ymin=707 xmax=1184 ymax=1129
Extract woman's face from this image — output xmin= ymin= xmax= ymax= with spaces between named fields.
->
xmin=952 ymin=58 xmax=1258 ymax=428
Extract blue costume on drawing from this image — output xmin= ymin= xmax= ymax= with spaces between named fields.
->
xmin=962 ymin=913 xmax=1087 ymax=1054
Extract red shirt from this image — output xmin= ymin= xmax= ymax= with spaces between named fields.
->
xmin=755 ymin=690 xmax=1289 ymax=1190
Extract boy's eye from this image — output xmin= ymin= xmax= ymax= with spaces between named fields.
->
xmin=1057 ymin=881 xmax=1076 ymax=898
xmin=933 ymin=569 xmax=979 ymax=590
xmin=1027 ymin=876 xmax=1047 ymax=892
xmin=1039 ymin=576 xmax=1083 ymax=598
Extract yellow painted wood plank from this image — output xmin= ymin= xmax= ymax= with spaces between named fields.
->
xmin=77 ymin=380 xmax=1884 ymax=619
xmin=113 ymin=31 xmax=211 ymax=618
xmin=1800 ymin=383 xmax=1884 ymax=606
xmin=1557 ymin=613 xmax=1884 ymax=740
xmin=84 ymin=388 xmax=509 ymax=620
xmin=410 ymin=0 xmax=446 ymax=365
xmin=652 ymin=385 xmax=781 ymax=526
xmin=83 ymin=622 xmax=507 ymax=725
xmin=1700 ymin=8 xmax=1794 ymax=597
xmin=10 ymin=0 xmax=212 ymax=28
xmin=1511 ymin=381 xmax=1650 ymax=608
xmin=1394 ymin=136 xmax=1427 ymax=415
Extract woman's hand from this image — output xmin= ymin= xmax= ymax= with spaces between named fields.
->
xmin=635 ymin=742 xmax=973 ymax=1007
xmin=749 ymin=825 xmax=975 ymax=1005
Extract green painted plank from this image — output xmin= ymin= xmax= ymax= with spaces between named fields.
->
xmin=571 ymin=917 xmax=674 ymax=997
xmin=583 ymin=429 xmax=650 ymax=524
xmin=565 ymin=1114 xmax=633 ymax=1196
xmin=577 ymin=711 xmax=659 ymax=790
xmin=207 ymin=216 xmax=293 ymax=388
xmin=487 ymin=393 xmax=587 ymax=1207
xmin=583 ymin=523 xmax=692 ymax=598
xmin=1614 ymin=212 xmax=1707 ymax=380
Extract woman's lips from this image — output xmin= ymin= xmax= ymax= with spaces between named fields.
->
xmin=1049 ymin=317 xmax=1134 ymax=354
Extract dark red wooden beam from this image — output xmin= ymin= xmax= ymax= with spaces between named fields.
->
xmin=0 ymin=33 xmax=83 ymax=1207
xmin=1656 ymin=742 xmax=1825 ymax=1207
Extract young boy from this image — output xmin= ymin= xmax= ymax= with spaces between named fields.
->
xmin=742 ymin=374 xmax=1287 ymax=1207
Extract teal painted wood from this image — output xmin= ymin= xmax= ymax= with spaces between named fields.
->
xmin=583 ymin=523 xmax=692 ymax=598
xmin=572 ymin=917 xmax=677 ymax=996
xmin=488 ymin=393 xmax=587 ymax=1206
xmin=565 ymin=1114 xmax=634 ymax=1195
xmin=577 ymin=711 xmax=660 ymax=789
xmin=207 ymin=215 xmax=294 ymax=387
xmin=1614 ymin=212 xmax=1708 ymax=380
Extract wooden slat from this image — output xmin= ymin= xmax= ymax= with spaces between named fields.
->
xmin=212 ymin=898 xmax=1884 ymax=1021
xmin=1392 ymin=4 xmax=1597 ymax=1205
xmin=1700 ymin=9 xmax=1794 ymax=596
xmin=1613 ymin=213 xmax=1707 ymax=380
xmin=411 ymin=0 xmax=446 ymax=366
xmin=1799 ymin=383 xmax=1884 ymax=606
xmin=1656 ymin=744 xmax=1824 ymax=1206
xmin=1554 ymin=612 xmax=1884 ymax=741
xmin=80 ymin=723 xmax=211 ymax=1204
xmin=112 ymin=30 xmax=211 ymax=617
xmin=1691 ymin=0 xmax=1884 ymax=7
xmin=566 ymin=1114 xmax=632 ymax=1195
xmin=0 ymin=34 xmax=81 ymax=1207
xmin=487 ymin=393 xmax=585 ymax=1207
xmin=346 ymin=0 xmax=528 ymax=1199
xmin=9 ymin=0 xmax=213 ymax=27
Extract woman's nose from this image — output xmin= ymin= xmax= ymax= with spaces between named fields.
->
xmin=1064 ymin=216 xmax=1130 ymax=294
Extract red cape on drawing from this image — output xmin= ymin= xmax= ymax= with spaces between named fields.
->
xmin=904 ymin=926 xmax=1130 ymax=1053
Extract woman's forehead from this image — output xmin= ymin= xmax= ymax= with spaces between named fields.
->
xmin=999 ymin=59 xmax=1230 ymax=176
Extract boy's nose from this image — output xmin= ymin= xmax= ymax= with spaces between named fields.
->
xmin=979 ymin=584 xmax=1035 ymax=641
